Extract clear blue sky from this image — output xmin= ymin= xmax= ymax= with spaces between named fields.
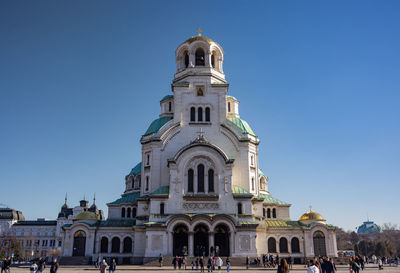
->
xmin=1 ymin=1 xmax=399 ymax=232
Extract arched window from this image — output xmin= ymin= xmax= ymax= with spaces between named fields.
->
xmin=272 ymin=208 xmax=277 ymax=218
xmin=127 ymin=208 xmax=131 ymax=218
xmin=211 ymin=53 xmax=215 ymax=68
xmin=123 ymin=237 xmax=132 ymax=253
xmin=228 ymin=102 xmax=231 ymax=112
xmin=263 ymin=208 xmax=266 ymax=217
xmin=279 ymin=237 xmax=288 ymax=253
xmin=197 ymin=164 xmax=205 ymax=192
xmin=208 ymin=169 xmax=214 ymax=192
xmin=111 ymin=237 xmax=120 ymax=253
xmin=268 ymin=237 xmax=276 ymax=253
xmin=168 ymin=101 xmax=172 ymax=112
xmin=205 ymin=107 xmax=210 ymax=122
xmin=132 ymin=207 xmax=136 ymax=217
xmin=188 ymin=169 xmax=194 ymax=192
xmin=160 ymin=203 xmax=165 ymax=215
xmin=184 ymin=51 xmax=189 ymax=68
xmin=198 ymin=107 xmax=203 ymax=122
xmin=121 ymin=208 xmax=125 ymax=218
xmin=195 ymin=48 xmax=205 ymax=66
xmin=100 ymin=237 xmax=108 ymax=253
xmin=291 ymin=237 xmax=300 ymax=253
xmin=190 ymin=107 xmax=196 ymax=122
xmin=237 ymin=203 xmax=243 ymax=215
xmin=267 ymin=208 xmax=271 ymax=218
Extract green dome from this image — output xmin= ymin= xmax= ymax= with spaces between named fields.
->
xmin=227 ymin=117 xmax=256 ymax=136
xmin=143 ymin=116 xmax=173 ymax=136
xmin=160 ymin=95 xmax=173 ymax=102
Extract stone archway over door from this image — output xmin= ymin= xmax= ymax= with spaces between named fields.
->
xmin=173 ymin=225 xmax=188 ymax=256
xmin=73 ymin=230 xmax=86 ymax=256
xmin=194 ymin=224 xmax=209 ymax=257
xmin=313 ymin=231 xmax=327 ymax=257
xmin=214 ymin=224 xmax=230 ymax=256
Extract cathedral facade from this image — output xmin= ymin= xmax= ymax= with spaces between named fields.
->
xmin=2 ymin=34 xmax=337 ymax=264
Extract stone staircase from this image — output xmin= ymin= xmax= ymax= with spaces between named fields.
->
xmin=58 ymin=256 xmax=90 ymax=265
xmin=144 ymin=256 xmax=248 ymax=266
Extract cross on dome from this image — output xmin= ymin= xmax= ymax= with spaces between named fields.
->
xmin=197 ymin=28 xmax=202 ymax=36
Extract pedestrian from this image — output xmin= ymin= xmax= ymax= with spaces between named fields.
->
xmin=246 ymin=256 xmax=249 ymax=270
xmin=37 ymin=257 xmax=45 ymax=273
xmin=308 ymin=260 xmax=320 ymax=273
xmin=324 ymin=257 xmax=334 ymax=273
xmin=183 ymin=256 xmax=187 ymax=270
xmin=216 ymin=256 xmax=223 ymax=273
xmin=277 ymin=258 xmax=289 ymax=273
xmin=196 ymin=257 xmax=199 ymax=270
xmin=200 ymin=256 xmax=205 ymax=273
xmin=159 ymin=253 xmax=163 ymax=267
xmin=191 ymin=260 xmax=194 ymax=271
xmin=207 ymin=257 xmax=212 ymax=272
xmin=30 ymin=262 xmax=38 ymax=273
xmin=50 ymin=258 xmax=59 ymax=273
xmin=178 ymin=256 xmax=182 ymax=270
xmin=226 ymin=257 xmax=231 ymax=272
xmin=99 ymin=259 xmax=108 ymax=273
xmin=172 ymin=256 xmax=177 ymax=270
xmin=97 ymin=256 xmax=102 ymax=269
xmin=288 ymin=256 xmax=293 ymax=270
xmin=109 ymin=259 xmax=116 ymax=273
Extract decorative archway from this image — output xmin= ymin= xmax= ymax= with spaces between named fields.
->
xmin=194 ymin=224 xmax=209 ymax=257
xmin=313 ymin=231 xmax=327 ymax=257
xmin=173 ymin=224 xmax=188 ymax=256
xmin=214 ymin=224 xmax=230 ymax=256
xmin=72 ymin=230 xmax=86 ymax=256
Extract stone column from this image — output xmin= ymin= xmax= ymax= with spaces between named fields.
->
xmin=108 ymin=239 xmax=111 ymax=254
xmin=209 ymin=232 xmax=214 ymax=255
xmin=206 ymin=51 xmax=212 ymax=67
xmin=120 ymin=238 xmax=124 ymax=254
xmin=188 ymin=232 xmax=194 ymax=257
xmin=168 ymin=231 xmax=173 ymax=256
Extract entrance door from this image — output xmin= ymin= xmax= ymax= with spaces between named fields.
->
xmin=313 ymin=231 xmax=327 ymax=257
xmin=72 ymin=230 xmax=86 ymax=256
xmin=173 ymin=225 xmax=188 ymax=256
xmin=194 ymin=224 xmax=209 ymax=257
xmin=214 ymin=224 xmax=230 ymax=256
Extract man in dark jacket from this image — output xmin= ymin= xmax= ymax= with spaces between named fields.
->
xmin=50 ymin=258 xmax=59 ymax=273
xmin=109 ymin=259 xmax=116 ymax=273
xmin=37 ymin=257 xmax=46 ymax=273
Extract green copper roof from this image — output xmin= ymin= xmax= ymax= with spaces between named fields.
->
xmin=258 ymin=193 xmax=289 ymax=205
xmin=265 ymin=220 xmax=304 ymax=228
xmin=129 ymin=162 xmax=142 ymax=176
xmin=227 ymin=117 xmax=256 ymax=136
xmin=226 ymin=95 xmax=238 ymax=101
xmin=143 ymin=116 xmax=173 ymax=136
xmin=99 ymin=219 xmax=136 ymax=227
xmin=258 ymin=168 xmax=265 ymax=177
xmin=160 ymin=95 xmax=173 ymax=102
xmin=232 ymin=186 xmax=253 ymax=197
xmin=150 ymin=186 xmax=169 ymax=197
xmin=108 ymin=192 xmax=141 ymax=205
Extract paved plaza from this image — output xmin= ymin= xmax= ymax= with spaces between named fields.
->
xmin=7 ymin=264 xmax=400 ymax=273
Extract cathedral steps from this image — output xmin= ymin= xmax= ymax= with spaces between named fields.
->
xmin=58 ymin=256 xmax=90 ymax=265
xmin=144 ymin=256 xmax=248 ymax=266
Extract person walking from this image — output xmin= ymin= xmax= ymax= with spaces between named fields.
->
xmin=30 ymin=262 xmax=38 ymax=273
xmin=159 ymin=253 xmax=163 ymax=267
xmin=216 ymin=256 xmax=223 ymax=273
xmin=246 ymin=256 xmax=249 ymax=270
xmin=109 ymin=259 xmax=116 ymax=273
xmin=200 ymin=256 xmax=205 ymax=273
xmin=50 ymin=258 xmax=59 ymax=273
xmin=172 ymin=256 xmax=177 ymax=270
xmin=308 ymin=260 xmax=320 ymax=273
xmin=226 ymin=257 xmax=231 ymax=272
xmin=277 ymin=258 xmax=289 ymax=273
xmin=99 ymin=259 xmax=108 ymax=273
xmin=37 ymin=257 xmax=45 ymax=273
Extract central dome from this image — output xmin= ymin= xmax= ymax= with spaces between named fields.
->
xmin=299 ymin=208 xmax=326 ymax=223
xmin=74 ymin=211 xmax=99 ymax=221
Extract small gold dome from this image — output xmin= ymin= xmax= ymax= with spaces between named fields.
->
xmin=299 ymin=208 xmax=326 ymax=222
xmin=74 ymin=211 xmax=99 ymax=220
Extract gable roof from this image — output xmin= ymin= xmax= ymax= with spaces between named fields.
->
xmin=108 ymin=192 xmax=140 ymax=205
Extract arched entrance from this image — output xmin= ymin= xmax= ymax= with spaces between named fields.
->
xmin=313 ymin=231 xmax=327 ymax=257
xmin=214 ymin=224 xmax=230 ymax=256
xmin=173 ymin=224 xmax=188 ymax=256
xmin=72 ymin=230 xmax=86 ymax=256
xmin=194 ymin=224 xmax=209 ymax=257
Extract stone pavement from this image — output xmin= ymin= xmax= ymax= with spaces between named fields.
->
xmin=8 ymin=264 xmax=400 ymax=273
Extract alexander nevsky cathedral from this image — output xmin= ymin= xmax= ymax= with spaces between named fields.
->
xmin=0 ymin=33 xmax=338 ymax=264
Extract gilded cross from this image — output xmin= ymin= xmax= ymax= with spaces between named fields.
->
xmin=309 ymin=205 xmax=312 ymax=212
xmin=197 ymin=28 xmax=202 ymax=36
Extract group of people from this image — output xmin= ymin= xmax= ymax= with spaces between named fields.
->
xmin=307 ymin=257 xmax=336 ymax=273
xmin=30 ymin=257 xmax=59 ymax=273
xmin=1 ymin=257 xmax=11 ymax=273
xmin=170 ymin=256 xmax=229 ymax=273
xmin=97 ymin=258 xmax=117 ymax=273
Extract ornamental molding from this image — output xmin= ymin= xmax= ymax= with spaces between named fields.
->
xmin=182 ymin=203 xmax=219 ymax=211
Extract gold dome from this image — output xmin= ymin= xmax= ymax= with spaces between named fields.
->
xmin=74 ymin=211 xmax=99 ymax=220
xmin=299 ymin=208 xmax=326 ymax=222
